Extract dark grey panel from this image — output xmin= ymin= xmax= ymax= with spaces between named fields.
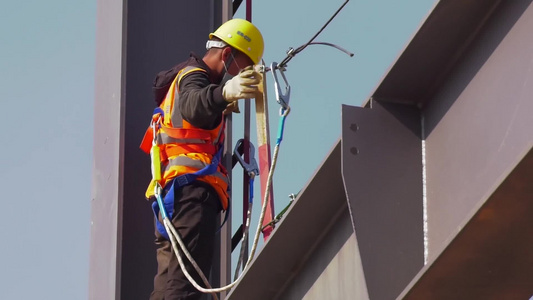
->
xmin=120 ymin=2 xmax=219 ymax=299
xmin=91 ymin=1 xmax=223 ymax=299
xmin=341 ymin=102 xmax=424 ymax=300
xmin=400 ymin=148 xmax=533 ymax=299
xmin=227 ymin=143 xmax=350 ymax=300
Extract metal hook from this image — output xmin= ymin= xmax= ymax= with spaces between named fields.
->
xmin=233 ymin=139 xmax=259 ymax=178
xmin=151 ymin=115 xmax=162 ymax=145
xmin=151 ymin=121 xmax=158 ymax=144
xmin=271 ymin=62 xmax=291 ymax=112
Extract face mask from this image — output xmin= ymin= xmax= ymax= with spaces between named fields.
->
xmin=220 ymin=59 xmax=234 ymax=85
xmin=220 ymin=72 xmax=234 ymax=85
xmin=220 ymin=51 xmax=240 ymax=85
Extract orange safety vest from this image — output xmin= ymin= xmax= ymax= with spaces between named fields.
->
xmin=140 ymin=66 xmax=229 ymax=210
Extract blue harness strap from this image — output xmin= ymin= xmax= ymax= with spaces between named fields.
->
xmin=151 ymin=146 xmax=223 ymax=240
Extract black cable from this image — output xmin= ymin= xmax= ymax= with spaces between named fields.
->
xmin=278 ymin=0 xmax=350 ymax=69
xmin=304 ymin=42 xmax=354 ymax=57
xmin=233 ymin=0 xmax=244 ymax=15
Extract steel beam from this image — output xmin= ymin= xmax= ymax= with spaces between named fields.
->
xmin=371 ymin=0 xmax=503 ymax=106
xmin=215 ymin=2 xmax=232 ymax=297
xmin=226 ymin=143 xmax=354 ymax=299
xmin=89 ymin=0 xmax=124 ymax=298
xmin=399 ymin=148 xmax=533 ymax=299
xmin=90 ymin=1 xmax=226 ymax=299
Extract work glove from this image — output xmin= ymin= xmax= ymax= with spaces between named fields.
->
xmin=222 ymin=66 xmax=262 ymax=102
xmin=223 ymin=101 xmax=240 ymax=115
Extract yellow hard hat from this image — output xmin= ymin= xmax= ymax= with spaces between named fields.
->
xmin=209 ymin=19 xmax=264 ymax=65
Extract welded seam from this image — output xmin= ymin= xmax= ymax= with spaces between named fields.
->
xmin=421 ymin=114 xmax=428 ymax=265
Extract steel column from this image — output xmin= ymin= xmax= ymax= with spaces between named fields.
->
xmin=91 ymin=1 xmax=226 ymax=299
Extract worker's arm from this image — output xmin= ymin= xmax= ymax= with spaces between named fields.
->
xmin=178 ymin=70 xmax=228 ymax=130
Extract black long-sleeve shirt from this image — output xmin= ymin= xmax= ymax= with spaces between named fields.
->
xmin=164 ymin=53 xmax=228 ymax=130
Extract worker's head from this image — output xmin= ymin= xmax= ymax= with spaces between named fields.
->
xmin=205 ymin=19 xmax=264 ymax=77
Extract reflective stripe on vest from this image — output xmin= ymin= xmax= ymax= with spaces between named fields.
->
xmin=164 ymin=155 xmax=229 ymax=185
xmin=157 ymin=133 xmax=209 ymax=147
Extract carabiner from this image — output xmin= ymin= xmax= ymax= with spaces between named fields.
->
xmin=154 ymin=182 xmax=169 ymax=220
xmin=151 ymin=120 xmax=157 ymax=145
xmin=271 ymin=62 xmax=291 ymax=114
xmin=154 ymin=182 xmax=163 ymax=198
xmin=233 ymin=139 xmax=259 ymax=178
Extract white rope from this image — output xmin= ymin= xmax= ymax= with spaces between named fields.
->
xmin=163 ymin=219 xmax=219 ymax=300
xmin=234 ymin=201 xmax=253 ymax=280
xmin=160 ymin=107 xmax=289 ymax=295
xmin=243 ymin=139 xmax=281 ymax=267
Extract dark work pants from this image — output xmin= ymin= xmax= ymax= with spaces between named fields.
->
xmin=150 ymin=181 xmax=222 ymax=300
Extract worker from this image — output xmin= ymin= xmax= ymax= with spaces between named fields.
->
xmin=140 ymin=18 xmax=264 ymax=300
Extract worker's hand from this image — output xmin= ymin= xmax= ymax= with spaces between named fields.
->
xmin=223 ymin=101 xmax=240 ymax=115
xmin=222 ymin=66 xmax=262 ymax=102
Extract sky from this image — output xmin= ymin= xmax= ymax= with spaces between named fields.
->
xmin=0 ymin=0 xmax=435 ymax=299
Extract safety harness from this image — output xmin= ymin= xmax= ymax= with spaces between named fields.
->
xmin=140 ymin=66 xmax=228 ymax=240
xmin=149 ymin=110 xmax=226 ymax=240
